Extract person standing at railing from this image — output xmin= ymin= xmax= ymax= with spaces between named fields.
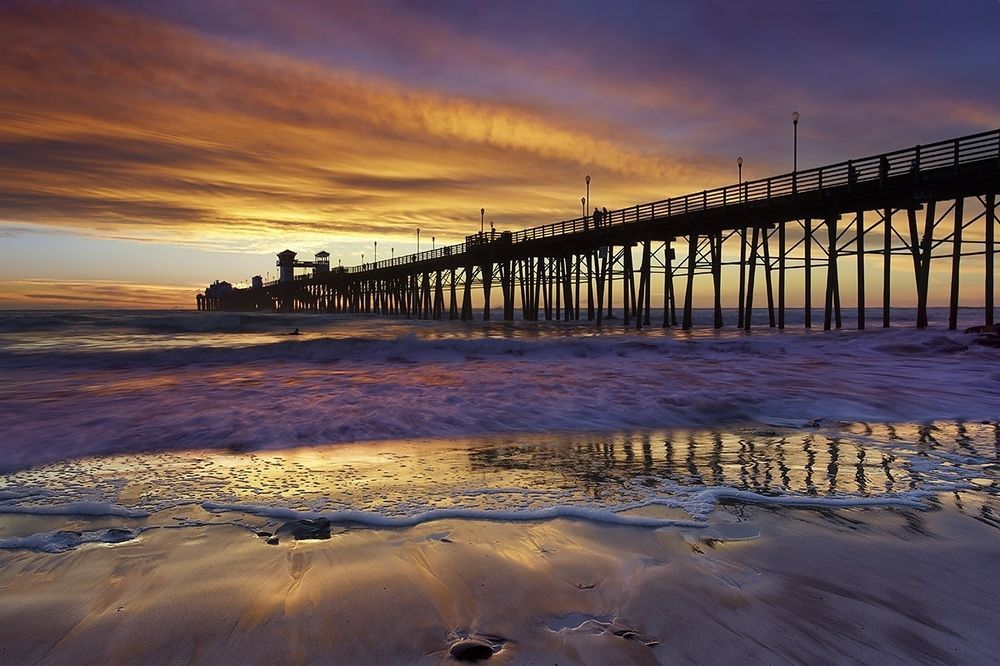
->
xmin=602 ymin=207 xmax=609 ymax=225
xmin=879 ymin=155 xmax=890 ymax=184
xmin=593 ymin=207 xmax=603 ymax=228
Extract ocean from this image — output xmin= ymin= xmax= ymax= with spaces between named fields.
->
xmin=1 ymin=307 xmax=997 ymax=518
xmin=1 ymin=308 xmax=999 ymax=662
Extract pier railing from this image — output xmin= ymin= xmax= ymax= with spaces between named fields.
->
xmin=334 ymin=128 xmax=998 ymax=275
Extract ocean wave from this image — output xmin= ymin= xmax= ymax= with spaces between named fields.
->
xmin=0 ymin=310 xmax=332 ymax=334
xmin=1 ymin=310 xmax=998 ymax=470
xmin=0 ymin=320 xmax=993 ymax=369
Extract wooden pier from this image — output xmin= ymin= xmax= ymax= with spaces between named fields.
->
xmin=199 ymin=129 xmax=1000 ymax=331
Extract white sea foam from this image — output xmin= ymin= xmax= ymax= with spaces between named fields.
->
xmin=0 ymin=419 xmax=994 ymax=551
xmin=198 ymin=488 xmax=940 ymax=530
xmin=200 ymin=501 xmax=706 ymax=529
xmin=0 ymin=485 xmax=965 ymax=552
xmin=0 ymin=527 xmax=142 ymax=553
xmin=0 ymin=501 xmax=150 ymax=518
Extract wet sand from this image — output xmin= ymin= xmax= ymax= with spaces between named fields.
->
xmin=1 ymin=498 xmax=998 ymax=664
xmin=1 ymin=423 xmax=998 ymax=664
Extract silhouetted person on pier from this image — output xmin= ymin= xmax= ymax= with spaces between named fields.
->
xmin=593 ymin=207 xmax=603 ymax=228
xmin=847 ymin=162 xmax=857 ymax=186
xmin=879 ymin=156 xmax=890 ymax=183
xmin=602 ymin=207 xmax=609 ymax=226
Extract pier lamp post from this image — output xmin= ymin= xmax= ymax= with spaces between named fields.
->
xmin=480 ymin=208 xmax=485 ymax=234
xmin=792 ymin=111 xmax=799 ymax=192
xmin=581 ymin=197 xmax=586 ymax=219
xmin=738 ymin=156 xmax=744 ymax=202
xmin=585 ymin=174 xmax=591 ymax=216
xmin=432 ymin=236 xmax=435 ymax=250
xmin=417 ymin=228 xmax=420 ymax=253
xmin=374 ymin=241 xmax=377 ymax=263
xmin=391 ymin=247 xmax=394 ymax=261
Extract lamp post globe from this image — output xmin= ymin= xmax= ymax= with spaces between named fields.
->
xmin=792 ymin=111 xmax=800 ymax=174
xmin=791 ymin=111 xmax=800 ymax=192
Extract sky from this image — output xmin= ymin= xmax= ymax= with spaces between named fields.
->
xmin=0 ymin=0 xmax=997 ymax=309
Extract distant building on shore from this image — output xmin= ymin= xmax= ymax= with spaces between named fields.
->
xmin=204 ymin=280 xmax=233 ymax=298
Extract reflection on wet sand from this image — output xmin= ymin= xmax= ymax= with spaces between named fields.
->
xmin=1 ymin=421 xmax=997 ymax=529
xmin=2 ymin=423 xmax=1000 ymax=664
xmin=469 ymin=422 xmax=993 ymax=496
xmin=466 ymin=421 xmax=1000 ymax=525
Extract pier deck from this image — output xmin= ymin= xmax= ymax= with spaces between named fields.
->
xmin=200 ymin=129 xmax=1000 ymax=331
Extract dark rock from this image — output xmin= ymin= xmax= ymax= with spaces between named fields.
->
xmin=966 ymin=324 xmax=1000 ymax=334
xmin=610 ymin=625 xmax=660 ymax=647
xmin=973 ymin=336 xmax=1000 ymax=348
xmin=103 ymin=528 xmax=137 ymax=543
xmin=276 ymin=518 xmax=331 ymax=540
xmin=266 ymin=535 xmax=280 ymax=546
xmin=255 ymin=531 xmax=273 ymax=538
xmin=448 ymin=638 xmax=496 ymax=662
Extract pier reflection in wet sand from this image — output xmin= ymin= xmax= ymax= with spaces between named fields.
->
xmin=1 ymin=421 xmax=997 ymax=528
xmin=471 ymin=422 xmax=994 ymax=493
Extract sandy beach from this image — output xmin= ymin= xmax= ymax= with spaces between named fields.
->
xmin=2 ymin=424 xmax=998 ymax=664
xmin=2 ymin=500 xmax=999 ymax=664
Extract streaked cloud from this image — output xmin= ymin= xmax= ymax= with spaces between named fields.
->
xmin=0 ymin=0 xmax=996 ymax=308
xmin=0 ymin=2 xmax=713 ymax=255
xmin=0 ymin=279 xmax=198 ymax=309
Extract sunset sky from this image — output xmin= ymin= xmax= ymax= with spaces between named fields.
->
xmin=1 ymin=0 xmax=997 ymax=308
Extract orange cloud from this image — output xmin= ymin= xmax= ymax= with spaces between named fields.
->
xmin=0 ymin=3 xmax=715 ymax=254
xmin=0 ymin=279 xmax=198 ymax=310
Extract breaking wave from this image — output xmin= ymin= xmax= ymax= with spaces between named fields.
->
xmin=1 ymin=309 xmax=998 ymax=471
